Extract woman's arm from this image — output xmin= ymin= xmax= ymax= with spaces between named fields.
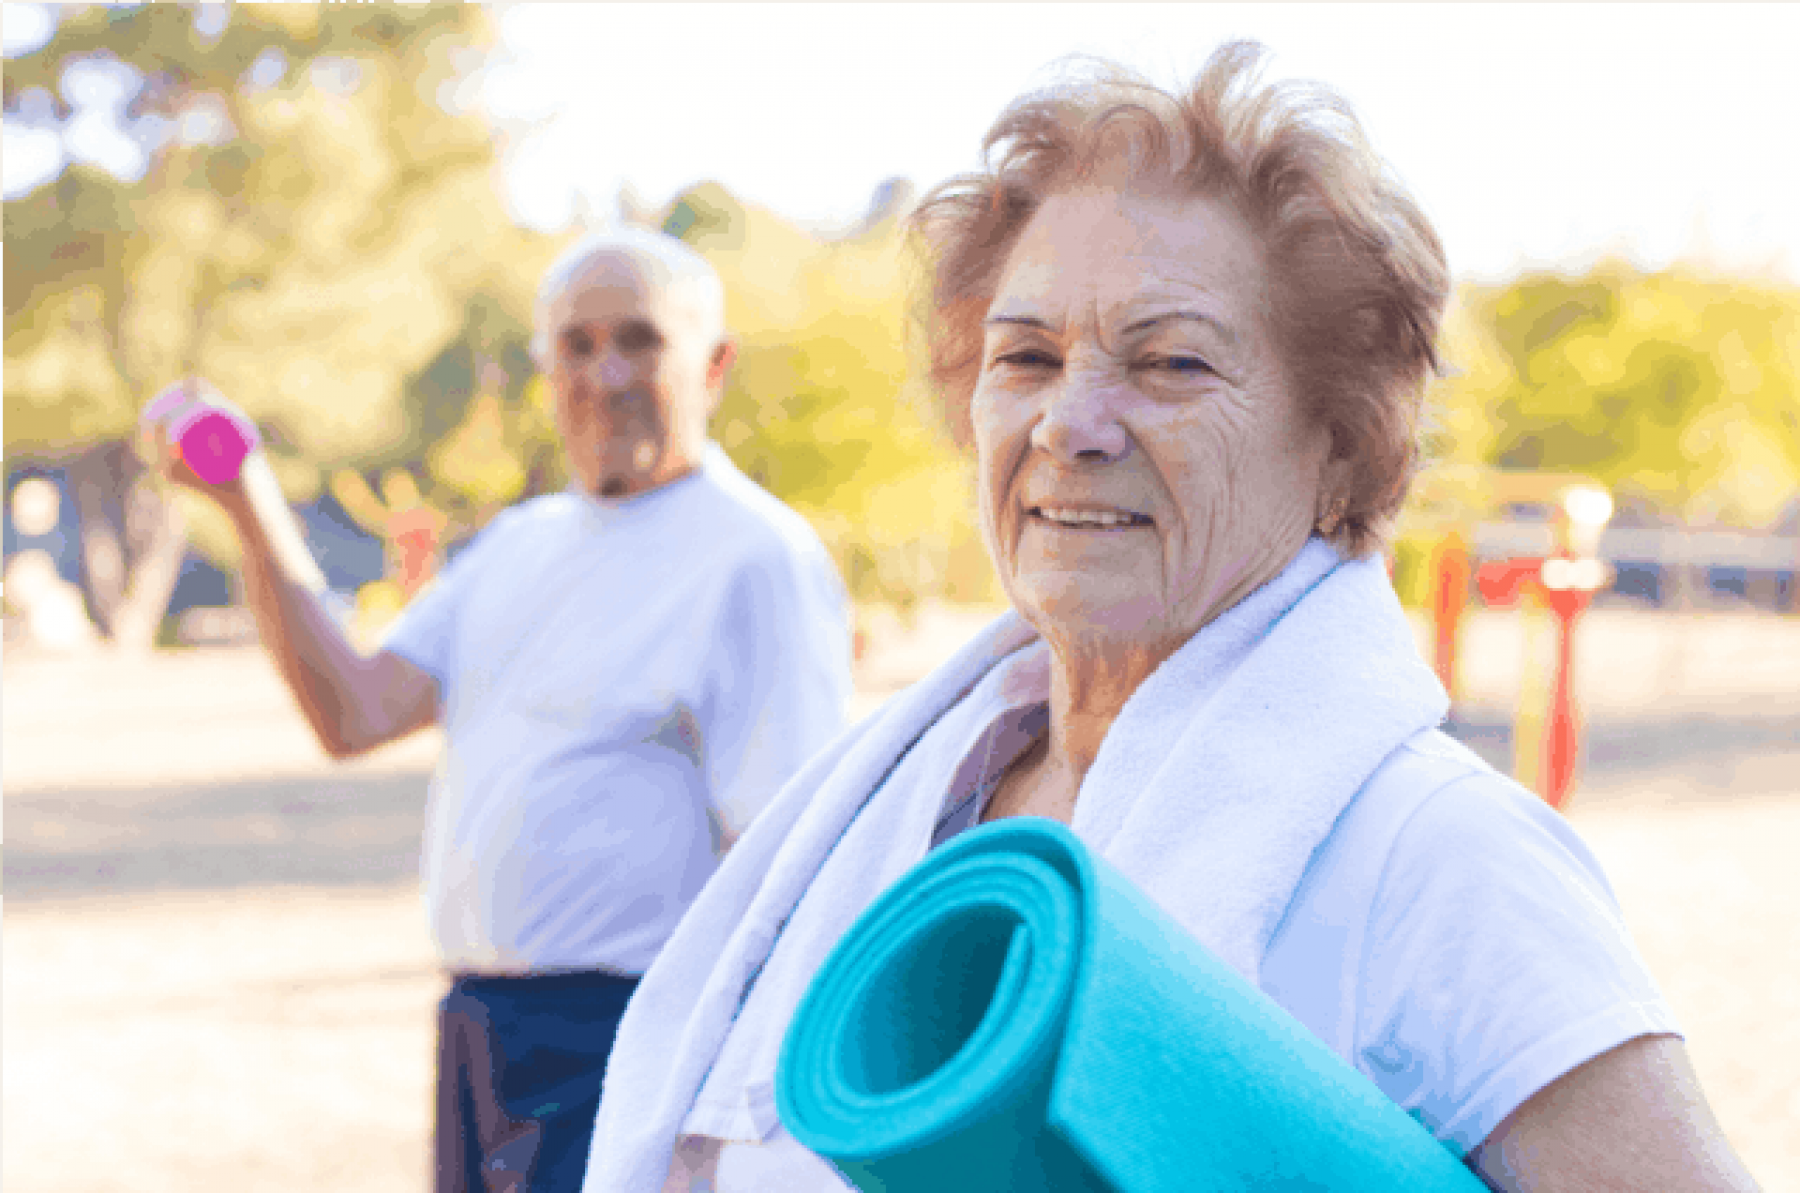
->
xmin=1467 ymin=1034 xmax=1761 ymax=1192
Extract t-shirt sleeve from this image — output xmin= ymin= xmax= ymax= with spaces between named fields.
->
xmin=379 ymin=517 xmax=506 ymax=690
xmin=1355 ymin=774 xmax=1681 ymax=1157
xmin=702 ymin=542 xmax=853 ymax=837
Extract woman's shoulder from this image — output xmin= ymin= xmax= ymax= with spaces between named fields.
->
xmin=1265 ymin=727 xmax=1644 ymax=1063
xmin=1358 ymin=731 xmax=1620 ymax=908
xmin=1287 ymin=727 xmax=1633 ymax=971
xmin=1282 ymin=728 xmax=1676 ymax=1155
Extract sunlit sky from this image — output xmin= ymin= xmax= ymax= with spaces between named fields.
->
xmin=6 ymin=3 xmax=1800 ymax=284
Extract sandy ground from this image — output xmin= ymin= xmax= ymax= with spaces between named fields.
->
xmin=5 ymin=608 xmax=1798 ymax=1191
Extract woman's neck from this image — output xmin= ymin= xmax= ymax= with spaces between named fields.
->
xmin=1044 ymin=635 xmax=1167 ymax=789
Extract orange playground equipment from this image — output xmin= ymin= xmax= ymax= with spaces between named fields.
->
xmin=1406 ymin=470 xmax=1615 ymax=811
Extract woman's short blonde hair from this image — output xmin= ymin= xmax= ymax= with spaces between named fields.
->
xmin=911 ymin=42 xmax=1449 ymax=556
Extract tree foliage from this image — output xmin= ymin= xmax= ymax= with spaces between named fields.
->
xmin=664 ymin=181 xmax=998 ymax=606
xmin=4 ymin=3 xmax=539 ymax=473
xmin=3 ymin=3 xmax=560 ymax=637
xmin=1423 ymin=263 xmax=1800 ymax=528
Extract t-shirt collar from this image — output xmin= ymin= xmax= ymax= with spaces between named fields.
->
xmin=564 ymin=443 xmax=723 ymax=521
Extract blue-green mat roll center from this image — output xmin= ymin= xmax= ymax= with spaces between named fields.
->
xmin=782 ymin=851 xmax=1082 ymax=1161
xmin=841 ymin=904 xmax=1024 ymax=1096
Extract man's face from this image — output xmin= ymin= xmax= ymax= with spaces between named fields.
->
xmin=541 ymin=255 xmax=732 ymax=499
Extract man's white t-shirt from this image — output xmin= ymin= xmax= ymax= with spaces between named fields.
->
xmin=384 ymin=445 xmax=852 ymax=976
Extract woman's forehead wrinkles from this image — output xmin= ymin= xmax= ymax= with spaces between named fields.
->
xmin=985 ymin=289 xmax=1241 ymax=351
xmin=993 ymin=231 xmax=1242 ymax=315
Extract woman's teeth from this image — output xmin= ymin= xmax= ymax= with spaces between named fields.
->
xmin=1034 ymin=506 xmax=1149 ymax=528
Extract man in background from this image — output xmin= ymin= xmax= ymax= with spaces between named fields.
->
xmin=142 ymin=228 xmax=853 ymax=1192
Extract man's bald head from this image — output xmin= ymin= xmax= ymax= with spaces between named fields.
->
xmin=532 ymin=228 xmax=726 ymax=364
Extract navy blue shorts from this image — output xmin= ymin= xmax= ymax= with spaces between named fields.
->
xmin=434 ymin=970 xmax=640 ymax=1193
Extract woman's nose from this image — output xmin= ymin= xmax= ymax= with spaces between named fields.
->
xmin=1029 ymin=374 xmax=1132 ymax=463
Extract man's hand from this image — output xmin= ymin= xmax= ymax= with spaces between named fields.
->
xmin=136 ymin=381 xmax=256 ymax=513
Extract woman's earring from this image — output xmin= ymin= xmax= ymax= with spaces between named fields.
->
xmin=1317 ymin=497 xmax=1347 ymax=536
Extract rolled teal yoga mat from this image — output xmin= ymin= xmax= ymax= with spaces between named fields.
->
xmin=776 ymin=817 xmax=1487 ymax=1192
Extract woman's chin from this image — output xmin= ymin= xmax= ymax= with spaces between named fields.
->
xmin=1011 ymin=574 xmax=1167 ymax=648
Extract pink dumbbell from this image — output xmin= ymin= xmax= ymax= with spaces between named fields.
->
xmin=143 ymin=381 xmax=260 ymax=486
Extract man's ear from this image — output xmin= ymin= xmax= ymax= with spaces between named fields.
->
xmin=706 ymin=337 xmax=738 ymax=406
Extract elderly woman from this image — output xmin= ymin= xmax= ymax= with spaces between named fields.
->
xmin=584 ymin=44 xmax=1759 ymax=1193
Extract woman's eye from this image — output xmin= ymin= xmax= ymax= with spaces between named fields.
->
xmin=1146 ymin=354 xmax=1214 ymax=376
xmin=992 ymin=349 xmax=1059 ymax=369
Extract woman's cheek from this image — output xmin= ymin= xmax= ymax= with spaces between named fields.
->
xmin=975 ymin=395 xmax=1030 ymax=573
xmin=971 ymin=405 xmax=1007 ymax=559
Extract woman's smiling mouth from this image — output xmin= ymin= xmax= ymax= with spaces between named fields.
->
xmin=1028 ymin=504 xmax=1154 ymax=529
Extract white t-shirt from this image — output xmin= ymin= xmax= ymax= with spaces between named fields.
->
xmin=671 ymin=642 xmax=1677 ymax=1191
xmin=384 ymin=445 xmax=852 ymax=976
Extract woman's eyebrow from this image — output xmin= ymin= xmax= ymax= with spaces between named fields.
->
xmin=983 ymin=314 xmax=1056 ymax=330
xmin=1118 ymin=310 xmax=1237 ymax=345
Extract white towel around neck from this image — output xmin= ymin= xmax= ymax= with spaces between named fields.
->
xmin=584 ymin=538 xmax=1449 ymax=1193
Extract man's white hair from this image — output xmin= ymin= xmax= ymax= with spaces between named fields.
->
xmin=531 ymin=227 xmax=727 ymax=363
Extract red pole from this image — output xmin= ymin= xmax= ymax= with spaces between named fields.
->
xmin=1543 ymin=600 xmax=1578 ymax=808
xmin=1429 ymin=530 xmax=1471 ymax=701
xmin=1540 ymin=582 xmax=1593 ymax=810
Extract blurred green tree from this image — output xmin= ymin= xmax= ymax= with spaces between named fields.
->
xmin=661 ymin=180 xmax=997 ymax=608
xmin=1423 ymin=263 xmax=1800 ymax=529
xmin=4 ymin=2 xmax=550 ymax=644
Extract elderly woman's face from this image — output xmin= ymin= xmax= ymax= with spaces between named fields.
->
xmin=973 ymin=187 xmax=1332 ymax=656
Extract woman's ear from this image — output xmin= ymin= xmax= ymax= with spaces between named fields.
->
xmin=1313 ymin=427 xmax=1354 ymax=519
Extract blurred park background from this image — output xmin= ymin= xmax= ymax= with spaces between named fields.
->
xmin=5 ymin=4 xmax=1798 ymax=1191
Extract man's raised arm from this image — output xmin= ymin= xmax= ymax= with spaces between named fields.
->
xmin=142 ymin=394 xmax=438 ymax=758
